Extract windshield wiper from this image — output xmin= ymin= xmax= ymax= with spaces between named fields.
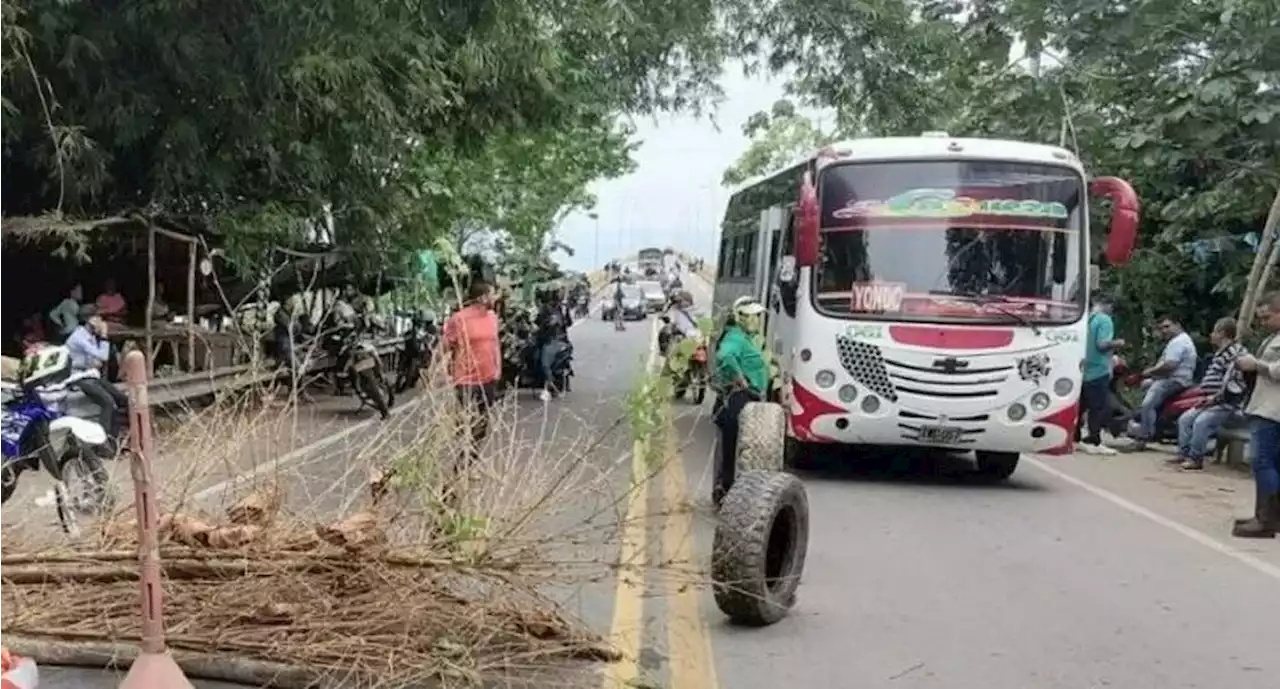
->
xmin=952 ymin=291 xmax=1042 ymax=336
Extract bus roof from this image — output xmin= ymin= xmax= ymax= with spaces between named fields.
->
xmin=725 ymin=136 xmax=1083 ymax=197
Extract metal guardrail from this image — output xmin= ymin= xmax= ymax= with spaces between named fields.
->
xmin=118 ymin=337 xmax=407 ymax=407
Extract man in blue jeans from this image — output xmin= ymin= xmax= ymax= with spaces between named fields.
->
xmin=1116 ymin=315 xmax=1198 ymax=451
xmin=1077 ymin=294 xmax=1125 ymax=455
xmin=1231 ymin=291 xmax=1280 ymax=539
xmin=1171 ymin=317 xmax=1247 ymax=470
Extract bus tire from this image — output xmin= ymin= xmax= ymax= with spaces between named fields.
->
xmin=783 ymin=437 xmax=816 ymax=471
xmin=974 ymin=451 xmax=1019 ymax=482
xmin=737 ymin=402 xmax=785 ymax=473
xmin=712 ymin=470 xmax=809 ymax=626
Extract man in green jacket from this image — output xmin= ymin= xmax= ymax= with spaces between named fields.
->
xmin=712 ymin=298 xmax=770 ymax=506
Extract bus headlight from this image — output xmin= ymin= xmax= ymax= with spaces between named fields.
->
xmin=1007 ymin=403 xmax=1027 ymax=422
xmin=860 ymin=395 xmax=880 ymax=414
xmin=1030 ymin=392 xmax=1051 ymax=411
xmin=1053 ymin=377 xmax=1074 ymax=397
xmin=838 ymin=384 xmax=858 ymax=403
xmin=815 ymin=369 xmax=837 ymax=389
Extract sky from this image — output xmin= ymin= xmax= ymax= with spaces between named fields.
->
xmin=553 ymin=67 xmax=787 ymax=271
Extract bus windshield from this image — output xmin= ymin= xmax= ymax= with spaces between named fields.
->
xmin=813 ymin=160 xmax=1086 ymax=326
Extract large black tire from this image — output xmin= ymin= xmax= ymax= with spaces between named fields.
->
xmin=712 ymin=471 xmax=809 ymax=626
xmin=737 ymin=402 xmax=786 ymax=473
xmin=973 ymin=451 xmax=1019 ymax=482
xmin=359 ymin=369 xmax=391 ymax=419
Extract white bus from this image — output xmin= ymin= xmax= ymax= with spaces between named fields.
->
xmin=712 ymin=133 xmax=1140 ymax=480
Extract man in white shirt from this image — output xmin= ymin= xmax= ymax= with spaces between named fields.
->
xmin=1122 ymin=315 xmax=1198 ymax=450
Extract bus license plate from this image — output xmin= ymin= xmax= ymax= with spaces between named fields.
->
xmin=919 ymin=425 xmax=962 ymax=445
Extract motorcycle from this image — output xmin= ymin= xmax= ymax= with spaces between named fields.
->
xmin=572 ymin=293 xmax=591 ymax=318
xmin=1 ymin=346 xmax=113 ymax=536
xmin=395 ymin=311 xmax=439 ymax=394
xmin=329 ymin=326 xmax=395 ymax=419
xmin=1112 ymin=356 xmax=1212 ymax=443
xmin=500 ymin=313 xmax=574 ymax=394
xmin=659 ymin=318 xmax=709 ymax=404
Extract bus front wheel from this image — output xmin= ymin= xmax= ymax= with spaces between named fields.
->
xmin=973 ymin=451 xmax=1019 ymax=482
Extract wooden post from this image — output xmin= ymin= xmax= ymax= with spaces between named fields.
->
xmin=1238 ymin=188 xmax=1280 ymax=337
xmin=118 ymin=351 xmax=195 ymax=689
xmin=144 ymin=227 xmax=156 ymax=377
xmin=186 ymin=241 xmax=196 ymax=371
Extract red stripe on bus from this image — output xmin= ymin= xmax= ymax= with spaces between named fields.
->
xmin=888 ymin=325 xmax=1014 ymax=349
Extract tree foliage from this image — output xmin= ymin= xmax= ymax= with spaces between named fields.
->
xmin=727 ymin=0 xmax=1280 ymax=356
xmin=2 ymin=0 xmax=725 ymax=265
xmin=722 ymin=99 xmax=832 ymax=186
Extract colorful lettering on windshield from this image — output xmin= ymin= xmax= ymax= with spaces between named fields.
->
xmin=832 ymin=189 xmax=1069 ymax=221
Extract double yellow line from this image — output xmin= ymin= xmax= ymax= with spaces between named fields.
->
xmin=600 ymin=318 xmax=718 ymax=689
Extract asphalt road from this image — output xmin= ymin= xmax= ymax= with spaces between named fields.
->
xmin=30 ymin=272 xmax=1280 ymax=688
xmin=632 ymin=276 xmax=1280 ymax=689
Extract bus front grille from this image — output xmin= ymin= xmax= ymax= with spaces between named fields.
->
xmin=835 ymin=336 xmax=898 ymax=402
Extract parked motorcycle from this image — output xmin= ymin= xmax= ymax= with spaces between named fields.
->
xmin=329 ymin=327 xmax=395 ymax=419
xmin=395 ymin=311 xmax=439 ymax=394
xmin=1 ymin=347 xmax=113 ymax=536
xmin=1112 ymin=356 xmax=1212 ymax=443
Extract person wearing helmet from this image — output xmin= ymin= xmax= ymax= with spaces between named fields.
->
xmin=711 ymin=298 xmax=769 ymax=506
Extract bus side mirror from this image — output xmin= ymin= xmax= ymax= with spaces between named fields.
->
xmin=1088 ymin=263 xmax=1101 ymax=291
xmin=1089 ymin=176 xmax=1140 ymax=266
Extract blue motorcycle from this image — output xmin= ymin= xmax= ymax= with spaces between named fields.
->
xmin=2 ymin=346 xmax=113 ymax=536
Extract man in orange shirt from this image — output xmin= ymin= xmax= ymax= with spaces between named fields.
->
xmin=443 ymin=281 xmax=502 ymax=463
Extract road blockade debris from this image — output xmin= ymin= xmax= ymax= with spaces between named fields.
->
xmin=711 ymin=470 xmax=810 ymax=626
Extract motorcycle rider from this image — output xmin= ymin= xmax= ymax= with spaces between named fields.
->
xmin=65 ymin=307 xmax=128 ymax=453
xmin=659 ymin=290 xmax=699 ymax=355
xmin=1171 ymin=317 xmax=1248 ymax=470
xmin=711 ymin=298 xmax=769 ymax=507
xmin=533 ymin=289 xmax=570 ymax=402
xmin=1115 ymin=314 xmax=1198 ymax=451
xmin=612 ymin=278 xmax=627 ymax=331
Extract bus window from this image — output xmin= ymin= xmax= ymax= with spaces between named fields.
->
xmin=740 ymin=233 xmax=756 ymax=278
xmin=717 ymin=237 xmax=731 ymax=278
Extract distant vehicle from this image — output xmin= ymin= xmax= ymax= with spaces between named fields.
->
xmin=638 ymin=247 xmax=663 ymax=277
xmin=636 ymin=280 xmax=666 ymax=312
xmin=712 ymin=132 xmax=1140 ymax=481
xmin=603 ymin=284 xmax=646 ymax=321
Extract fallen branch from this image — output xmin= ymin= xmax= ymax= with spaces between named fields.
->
xmin=3 ymin=635 xmax=334 ymax=689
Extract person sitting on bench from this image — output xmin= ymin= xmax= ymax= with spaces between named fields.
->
xmin=1171 ymin=317 xmax=1248 ymax=470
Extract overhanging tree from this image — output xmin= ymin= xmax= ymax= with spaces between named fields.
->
xmin=2 ymin=0 xmax=727 ymax=265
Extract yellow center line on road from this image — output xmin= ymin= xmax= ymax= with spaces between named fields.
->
xmin=662 ymin=451 xmax=720 ymax=689
xmin=600 ymin=317 xmax=662 ymax=688
xmin=599 ymin=450 xmax=649 ymax=688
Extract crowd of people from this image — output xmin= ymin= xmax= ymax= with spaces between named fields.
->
xmin=1078 ymin=291 xmax=1280 ymax=539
